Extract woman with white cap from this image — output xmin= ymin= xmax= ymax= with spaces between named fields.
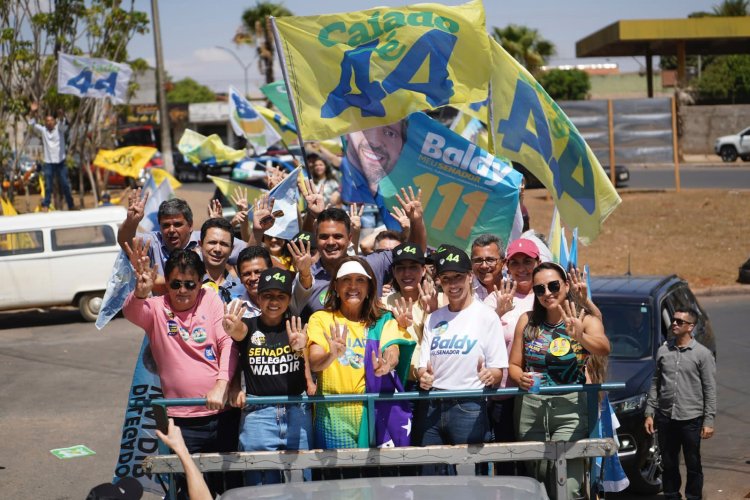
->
xmin=307 ymin=256 xmax=415 ymax=466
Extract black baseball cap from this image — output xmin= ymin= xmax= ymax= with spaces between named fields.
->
xmin=291 ymin=231 xmax=316 ymax=250
xmin=86 ymin=477 xmax=143 ymax=500
xmin=392 ymin=242 xmax=425 ymax=265
xmin=257 ymin=267 xmax=294 ymax=295
xmin=434 ymin=246 xmax=471 ymax=274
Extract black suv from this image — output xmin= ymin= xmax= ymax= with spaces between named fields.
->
xmin=590 ymin=275 xmax=716 ymax=494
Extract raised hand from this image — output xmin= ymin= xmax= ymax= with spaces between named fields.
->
xmin=559 ymin=299 xmax=586 ymax=341
xmin=230 ymin=208 xmax=248 ymax=228
xmin=252 ymin=194 xmax=276 ymax=232
xmin=388 ymin=204 xmax=411 ymax=233
xmin=126 ymin=187 xmax=148 ymax=223
xmin=265 ymin=164 xmax=287 ymax=190
xmin=207 ymin=198 xmax=223 ymax=219
xmin=371 ymin=345 xmax=398 ymax=377
xmin=286 ymin=316 xmax=309 ymax=352
xmin=125 ymin=238 xmax=157 ymax=299
xmin=287 ymin=238 xmax=312 ymax=277
xmin=347 ymin=203 xmax=364 ymax=234
xmin=381 ymin=282 xmax=393 ymax=297
xmin=324 ymin=322 xmax=348 ymax=359
xmin=393 ymin=296 xmax=414 ymax=329
xmin=123 ymin=236 xmax=150 ymax=271
xmin=419 ymin=361 xmax=434 ymax=390
xmin=417 ymin=279 xmax=438 ymax=314
xmin=222 ymin=299 xmax=248 ymax=339
xmin=230 ymin=187 xmax=249 ymax=213
xmin=568 ymin=266 xmax=588 ymax=306
xmin=492 ymin=277 xmax=517 ymax=317
xmin=301 ymin=177 xmax=325 ymax=216
xmin=395 ymin=186 xmax=423 ymax=221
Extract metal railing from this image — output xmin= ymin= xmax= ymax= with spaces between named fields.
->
xmin=132 ymin=383 xmax=625 ymax=500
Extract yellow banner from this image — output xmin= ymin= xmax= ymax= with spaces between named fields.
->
xmin=489 ymin=38 xmax=620 ymax=244
xmin=1 ymin=197 xmax=17 ymax=216
xmin=177 ymin=129 xmax=245 ymax=166
xmin=93 ymin=146 xmax=157 ymax=178
xmin=274 ymin=0 xmax=491 ymax=139
xmin=150 ymin=167 xmax=182 ymax=191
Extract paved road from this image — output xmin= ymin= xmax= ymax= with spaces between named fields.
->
xmin=0 ymin=295 xmax=747 ymax=499
xmin=624 ymin=165 xmax=750 ymax=190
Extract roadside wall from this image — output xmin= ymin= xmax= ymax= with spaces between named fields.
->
xmin=681 ymin=105 xmax=750 ymax=154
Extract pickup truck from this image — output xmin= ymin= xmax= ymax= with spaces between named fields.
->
xmin=714 ymin=126 xmax=750 ymax=162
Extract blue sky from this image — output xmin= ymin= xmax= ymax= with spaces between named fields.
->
xmin=128 ymin=0 xmax=715 ymax=94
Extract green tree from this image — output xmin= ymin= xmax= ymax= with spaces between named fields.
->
xmin=712 ymin=0 xmax=748 ymax=15
xmin=234 ymin=2 xmax=293 ymax=86
xmin=167 ymin=78 xmax=215 ymax=103
xmin=538 ymin=69 xmax=590 ymax=101
xmin=695 ymin=55 xmax=750 ymax=103
xmin=491 ymin=24 xmax=555 ymax=75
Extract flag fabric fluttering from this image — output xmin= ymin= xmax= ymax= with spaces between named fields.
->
xmin=228 ymin=86 xmax=282 ymax=152
xmin=93 ymin=146 xmax=158 ymax=179
xmin=273 ymin=0 xmax=491 ymax=139
xmin=260 ymin=81 xmax=295 ymax=122
xmin=178 ymin=129 xmax=246 ymax=166
xmin=264 ymin=167 xmax=302 ymax=241
xmin=57 ymin=53 xmax=133 ymax=104
xmin=208 ymin=175 xmax=266 ymax=209
xmin=488 ymin=37 xmax=620 ymax=244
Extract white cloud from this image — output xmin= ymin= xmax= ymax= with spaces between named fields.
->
xmin=194 ymin=47 xmax=236 ymax=63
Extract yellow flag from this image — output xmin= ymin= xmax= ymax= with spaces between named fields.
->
xmin=93 ymin=146 xmax=157 ymax=178
xmin=274 ymin=0 xmax=491 ymax=139
xmin=150 ymin=167 xmax=182 ymax=191
xmin=208 ymin=175 xmax=266 ymax=209
xmin=177 ymin=129 xmax=245 ymax=166
xmin=0 ymin=196 xmax=40 ymax=251
xmin=488 ymin=38 xmax=620 ymax=244
xmin=1 ymin=197 xmax=18 ymax=215
xmin=256 ymin=106 xmax=300 ymax=147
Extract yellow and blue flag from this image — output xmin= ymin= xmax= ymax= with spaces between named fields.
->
xmin=229 ymin=86 xmax=281 ymax=152
xmin=177 ymin=129 xmax=246 ymax=166
xmin=208 ymin=175 xmax=266 ymax=209
xmin=93 ymin=146 xmax=157 ymax=179
xmin=488 ymin=38 xmax=620 ymax=244
xmin=273 ymin=0 xmax=491 ymax=139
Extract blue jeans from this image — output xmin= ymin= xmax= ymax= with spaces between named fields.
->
xmin=420 ymin=397 xmax=490 ymax=475
xmin=656 ymin=414 xmax=704 ymax=500
xmin=238 ymin=403 xmax=313 ymax=485
xmin=42 ymin=161 xmax=74 ymax=209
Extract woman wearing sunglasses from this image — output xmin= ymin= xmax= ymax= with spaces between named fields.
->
xmin=508 ymin=261 xmax=609 ymax=499
xmin=123 ymin=247 xmax=246 ymax=499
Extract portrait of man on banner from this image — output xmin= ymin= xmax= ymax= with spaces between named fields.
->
xmin=341 ymin=120 xmax=408 ymax=230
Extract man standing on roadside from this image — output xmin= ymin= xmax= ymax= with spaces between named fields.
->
xmin=29 ymin=102 xmax=75 ymax=211
xmin=645 ymin=308 xmax=716 ymax=500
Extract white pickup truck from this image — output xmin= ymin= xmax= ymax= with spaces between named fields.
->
xmin=714 ymin=126 xmax=750 ymax=162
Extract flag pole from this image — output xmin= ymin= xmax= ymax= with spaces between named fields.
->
xmin=269 ymin=16 xmax=311 ymax=179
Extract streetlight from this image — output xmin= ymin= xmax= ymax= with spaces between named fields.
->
xmin=216 ymin=46 xmax=253 ymax=97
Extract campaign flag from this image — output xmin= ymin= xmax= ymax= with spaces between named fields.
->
xmin=94 ymin=146 xmax=157 ymax=179
xmin=149 ymin=167 xmax=182 ymax=191
xmin=177 ymin=129 xmax=246 ymax=166
xmin=58 ymin=53 xmax=132 ymax=104
xmin=112 ymin=336 xmax=165 ymax=495
xmin=559 ymin=227 xmax=569 ymax=271
xmin=548 ymin=207 xmax=562 ymax=264
xmin=257 ymin=105 xmax=299 ymax=146
xmin=591 ymin=394 xmax=630 ymax=493
xmin=569 ymin=227 xmax=579 ymax=269
xmin=450 ymin=112 xmax=489 ymax=151
xmin=260 ymin=81 xmax=294 ymax=122
xmin=345 ymin=112 xmax=521 ymax=251
xmin=265 ymin=167 xmax=301 ymax=240
xmin=96 ymin=250 xmax=135 ymax=330
xmin=140 ymin=175 xmax=175 ymax=233
xmin=489 ymin=38 xmax=620 ymax=244
xmin=228 ymin=86 xmax=281 ymax=151
xmin=273 ymin=0 xmax=492 ymax=139
xmin=208 ymin=175 xmax=266 ymax=209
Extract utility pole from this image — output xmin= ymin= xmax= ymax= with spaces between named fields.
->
xmin=151 ymin=0 xmax=174 ymax=174
xmin=216 ymin=46 xmax=251 ymax=97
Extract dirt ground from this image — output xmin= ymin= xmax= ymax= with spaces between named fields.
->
xmin=524 ymin=188 xmax=750 ymax=288
xmin=5 ymin=186 xmax=750 ymax=288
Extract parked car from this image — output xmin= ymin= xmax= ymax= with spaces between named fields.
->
xmin=0 ymin=206 xmax=126 ymax=321
xmin=714 ymin=126 xmax=750 ymax=162
xmin=513 ymin=161 xmax=630 ymax=189
xmin=590 ymin=274 xmax=716 ymax=494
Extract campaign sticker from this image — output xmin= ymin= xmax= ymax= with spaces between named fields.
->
xmin=50 ymin=445 xmax=96 ymax=459
xmin=549 ymin=337 xmax=571 ymax=357
xmin=250 ymin=330 xmax=266 ymax=346
xmin=166 ymin=320 xmax=179 ymax=336
xmin=192 ymin=327 xmax=207 ymax=343
xmin=179 ymin=327 xmax=190 ymax=342
xmin=433 ymin=321 xmax=449 ymax=335
xmin=318 ymin=291 xmax=329 ymax=305
xmin=204 ymin=345 xmax=216 ymax=361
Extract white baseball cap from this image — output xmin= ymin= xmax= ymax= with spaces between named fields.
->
xmin=336 ymin=260 xmax=371 ymax=280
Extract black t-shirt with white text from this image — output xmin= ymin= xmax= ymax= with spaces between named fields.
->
xmin=238 ymin=316 xmax=306 ymax=396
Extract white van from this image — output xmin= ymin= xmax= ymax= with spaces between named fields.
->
xmin=0 ymin=206 xmax=125 ymax=321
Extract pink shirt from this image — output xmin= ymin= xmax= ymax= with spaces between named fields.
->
xmin=486 ymin=291 xmax=535 ymax=389
xmin=123 ymin=289 xmax=238 ymax=418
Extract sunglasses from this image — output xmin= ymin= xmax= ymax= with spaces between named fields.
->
xmin=169 ymin=279 xmax=197 ymax=291
xmin=672 ymin=318 xmax=694 ymax=327
xmin=532 ymin=280 xmax=561 ymax=297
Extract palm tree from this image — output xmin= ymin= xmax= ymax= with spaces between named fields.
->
xmin=234 ymin=2 xmax=293 ymax=86
xmin=491 ymin=24 xmax=555 ymax=75
xmin=712 ymin=0 xmax=749 ymax=16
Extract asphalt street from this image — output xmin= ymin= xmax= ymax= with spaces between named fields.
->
xmin=0 ymin=294 xmax=747 ymax=499
xmin=624 ymin=165 xmax=750 ymax=190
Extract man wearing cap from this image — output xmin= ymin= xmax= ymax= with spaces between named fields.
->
xmin=300 ymin=187 xmax=426 ymax=321
xmin=417 ymin=246 xmax=507 ymax=465
xmin=228 ymin=267 xmax=314 ymax=486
